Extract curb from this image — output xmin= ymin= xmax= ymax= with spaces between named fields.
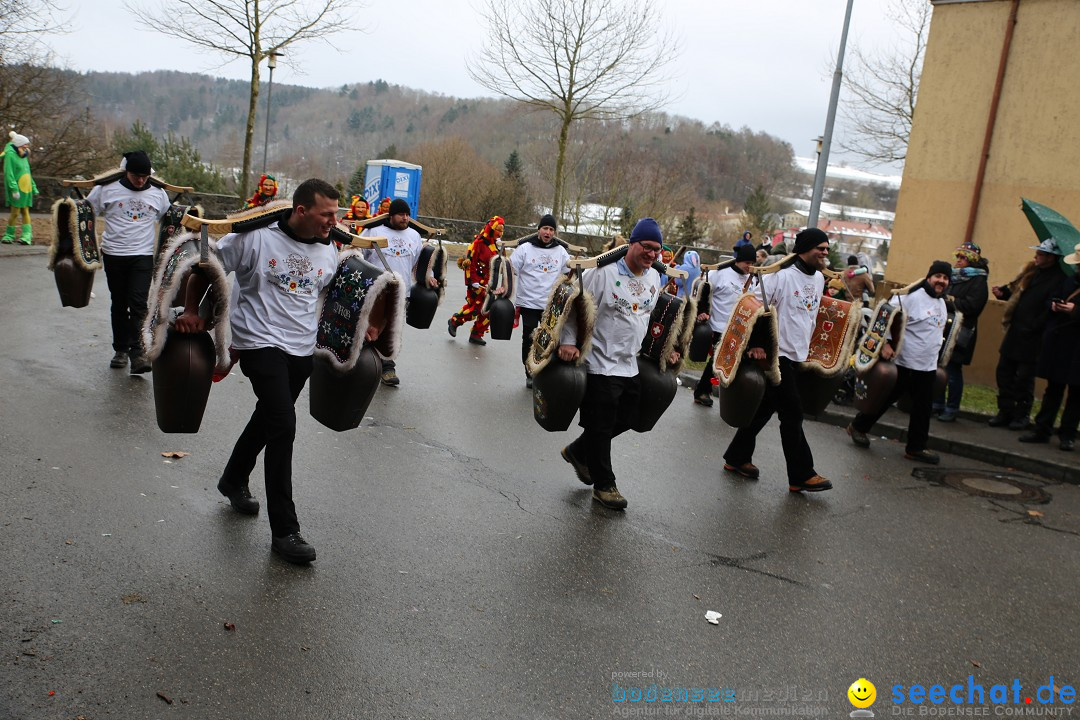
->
xmin=811 ymin=407 xmax=1080 ymax=485
xmin=678 ymin=370 xmax=1079 ymax=485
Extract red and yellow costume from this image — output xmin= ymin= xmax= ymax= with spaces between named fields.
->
xmin=243 ymin=174 xmax=278 ymax=210
xmin=377 ymin=197 xmax=391 ymax=216
xmin=342 ymin=195 xmax=370 ymax=232
xmin=450 ymin=215 xmax=504 ymax=340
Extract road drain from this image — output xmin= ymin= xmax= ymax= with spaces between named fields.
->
xmin=911 ymin=468 xmax=1051 ymax=503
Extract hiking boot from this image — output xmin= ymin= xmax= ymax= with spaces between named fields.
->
xmin=788 ymin=475 xmax=833 ymax=493
xmin=988 ymin=413 xmax=1011 ymax=427
xmin=693 ymin=394 xmax=714 ymax=407
xmin=109 ymin=351 xmax=128 ymax=368
xmin=468 ymin=335 xmax=487 ymax=346
xmin=1019 ymin=431 xmax=1050 ymax=444
xmin=561 ymin=446 xmax=592 ymax=485
xmin=217 ymin=478 xmax=260 ymax=515
xmin=447 ymin=318 xmax=457 ymax=338
xmin=129 ymin=354 xmax=153 ymax=374
xmin=271 ymin=532 xmax=317 ymax=564
xmin=723 ymin=462 xmax=759 ymax=480
xmin=381 ymin=368 xmax=400 ymax=386
xmin=847 ymin=423 xmax=870 ymax=448
xmin=592 ymin=485 xmax=627 ymax=510
xmin=904 ymin=449 xmax=940 ymax=465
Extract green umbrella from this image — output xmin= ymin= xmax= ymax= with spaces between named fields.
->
xmin=1020 ymin=197 xmax=1078 ymax=276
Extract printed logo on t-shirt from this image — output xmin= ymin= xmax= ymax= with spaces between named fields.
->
xmin=267 ymin=253 xmax=324 ymax=296
xmin=116 ymin=198 xmax=157 ymax=223
xmin=609 ymin=277 xmax=655 ymax=316
xmin=387 ymin=236 xmax=411 ymax=257
xmin=793 ymin=283 xmax=821 ymax=312
xmin=533 ymin=255 xmax=561 ymax=273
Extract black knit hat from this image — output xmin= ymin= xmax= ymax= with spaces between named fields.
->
xmin=122 ymin=150 xmax=152 ymax=175
xmin=388 ymin=198 xmax=411 ymax=216
xmin=927 ymin=260 xmax=952 ymax=279
xmin=793 ymin=227 xmax=829 ymax=255
xmin=734 ymin=244 xmax=757 ymax=263
xmin=538 ymin=214 xmax=557 ymax=231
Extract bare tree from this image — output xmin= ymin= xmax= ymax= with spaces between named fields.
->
xmin=467 ymin=0 xmax=676 ymax=221
xmin=128 ymin=0 xmax=359 ymax=197
xmin=838 ymin=0 xmax=930 ymax=166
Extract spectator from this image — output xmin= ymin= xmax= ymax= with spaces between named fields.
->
xmin=1020 ymin=242 xmax=1080 ymax=451
xmin=934 ymin=241 xmax=989 ymax=422
xmin=989 ymin=238 xmax=1068 ymax=430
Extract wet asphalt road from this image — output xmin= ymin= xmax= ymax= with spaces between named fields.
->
xmin=1 ymin=253 xmax=1078 ymax=720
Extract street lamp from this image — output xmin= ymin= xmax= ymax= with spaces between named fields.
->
xmin=261 ymin=51 xmax=283 ymax=176
xmin=808 ymin=0 xmax=854 ymax=229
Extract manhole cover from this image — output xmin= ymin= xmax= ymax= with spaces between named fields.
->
xmin=911 ymin=468 xmax=1051 ymax=503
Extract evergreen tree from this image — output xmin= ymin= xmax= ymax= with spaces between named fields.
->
xmin=675 ymin=207 xmax=703 ymax=244
xmin=742 ymin=184 xmax=773 ymax=239
xmin=112 ymin=121 xmax=230 ymax=194
xmin=347 ymin=163 xmax=366 ymax=199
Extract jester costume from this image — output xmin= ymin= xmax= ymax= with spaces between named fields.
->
xmin=4 ymin=131 xmax=37 ymax=245
xmin=341 ymin=195 xmax=370 ymax=232
xmin=449 ymin=215 xmax=504 ymax=343
xmin=377 ymin=197 xmax=391 ymax=216
xmin=242 ymin=174 xmax=278 ymax=210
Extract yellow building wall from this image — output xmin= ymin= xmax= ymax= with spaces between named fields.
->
xmin=888 ymin=0 xmax=1080 ymax=385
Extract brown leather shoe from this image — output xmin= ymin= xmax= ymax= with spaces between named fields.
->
xmin=723 ymin=462 xmax=760 ymax=480
xmin=592 ymin=485 xmax=627 ymax=510
xmin=789 ymin=475 xmax=833 ymax=493
xmin=847 ymin=423 xmax=870 ymax=448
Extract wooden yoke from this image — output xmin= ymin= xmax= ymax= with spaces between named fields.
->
xmin=351 ymin=213 xmax=446 ymax=238
xmin=501 ymin=233 xmax=588 ymax=255
xmin=567 ymin=255 xmax=689 ymax=279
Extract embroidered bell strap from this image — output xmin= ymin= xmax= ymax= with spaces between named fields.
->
xmin=713 ymin=292 xmax=763 ymax=387
xmin=804 ymin=296 xmax=856 ymax=375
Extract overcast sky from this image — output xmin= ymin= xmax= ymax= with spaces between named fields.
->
xmin=50 ymin=0 xmax=909 ymax=172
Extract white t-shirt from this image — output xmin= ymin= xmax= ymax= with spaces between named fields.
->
xmin=86 ymin=181 xmax=171 ymax=256
xmin=510 ymin=241 xmax=570 ymax=309
xmin=361 ymin=225 xmax=423 ymax=284
xmin=216 ymin=221 xmax=339 ymax=356
xmin=763 ymin=264 xmax=825 ymax=362
xmin=894 ymin=286 xmax=947 ymax=372
xmin=561 ymin=259 xmax=662 ymax=377
xmin=707 ymin=266 xmax=757 ymax=334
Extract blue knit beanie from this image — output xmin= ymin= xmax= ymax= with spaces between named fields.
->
xmin=629 ymin=217 xmax=663 ymax=245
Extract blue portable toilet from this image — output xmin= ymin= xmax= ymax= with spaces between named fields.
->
xmin=363 ymin=159 xmax=422 ymax=215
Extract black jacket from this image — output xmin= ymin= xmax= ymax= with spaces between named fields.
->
xmin=947 ymin=268 xmax=988 ymax=365
xmin=1036 ymin=274 xmax=1080 ymax=385
xmin=1000 ymin=263 xmax=1067 ymax=361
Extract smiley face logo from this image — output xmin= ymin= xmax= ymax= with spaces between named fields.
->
xmin=848 ymin=678 xmax=876 ymax=709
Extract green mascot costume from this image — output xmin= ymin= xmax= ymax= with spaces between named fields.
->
xmin=4 ymin=130 xmax=38 ymax=245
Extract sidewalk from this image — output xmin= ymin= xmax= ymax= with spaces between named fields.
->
xmin=679 ymin=370 xmax=1079 ymax=485
xmin=0 ymin=242 xmax=47 ymax=258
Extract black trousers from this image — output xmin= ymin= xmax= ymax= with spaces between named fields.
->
xmin=694 ymin=331 xmax=722 ymax=397
xmin=853 ymin=365 xmax=936 ymax=453
xmin=102 ymin=252 xmax=153 ymax=354
xmin=567 ymin=374 xmax=640 ymax=490
xmin=519 ymin=307 xmax=544 ymax=372
xmin=995 ymin=354 xmax=1038 ymax=419
xmin=220 ymin=348 xmax=313 ymax=537
xmin=1034 ymin=382 xmax=1080 ymax=440
xmin=723 ymin=358 xmax=817 ymax=484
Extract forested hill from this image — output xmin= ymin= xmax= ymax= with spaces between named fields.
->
xmin=80 ymin=70 xmax=796 ymax=216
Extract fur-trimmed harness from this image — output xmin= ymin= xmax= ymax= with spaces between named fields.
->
xmin=141 ymin=231 xmax=232 ymax=374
